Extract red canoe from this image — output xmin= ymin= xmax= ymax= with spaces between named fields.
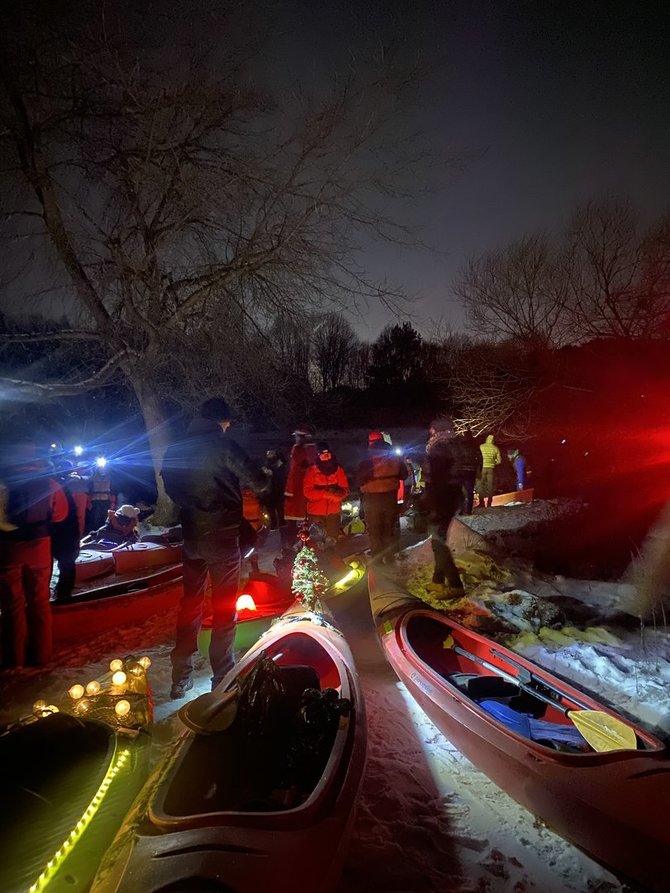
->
xmin=368 ymin=568 xmax=670 ymax=893
xmin=91 ymin=601 xmax=367 ymax=893
xmin=54 ymin=571 xmax=294 ymax=655
xmin=75 ymin=541 xmax=183 ymax=585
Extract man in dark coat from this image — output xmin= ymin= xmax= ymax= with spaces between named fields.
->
xmin=452 ymin=429 xmax=482 ymax=515
xmin=261 ymin=449 xmax=288 ymax=529
xmin=422 ymin=416 xmax=465 ymax=599
xmin=161 ymin=397 xmax=268 ymax=698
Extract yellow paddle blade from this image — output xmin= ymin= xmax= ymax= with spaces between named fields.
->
xmin=568 ymin=709 xmax=637 ymax=752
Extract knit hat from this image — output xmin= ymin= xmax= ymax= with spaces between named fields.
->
xmin=316 ymin=441 xmax=331 ymax=454
xmin=115 ymin=504 xmax=140 ymax=520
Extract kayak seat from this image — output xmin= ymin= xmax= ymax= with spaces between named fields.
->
xmin=276 ymin=664 xmax=321 ymax=714
xmin=462 ymin=675 xmax=518 ymax=700
xmin=450 ymin=673 xmax=548 ymax=718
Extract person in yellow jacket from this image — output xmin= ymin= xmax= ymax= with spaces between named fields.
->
xmin=478 ymin=434 xmax=501 ymax=508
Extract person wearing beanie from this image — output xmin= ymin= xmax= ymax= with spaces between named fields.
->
xmin=478 ymin=434 xmax=502 ymax=508
xmin=161 ymin=397 xmax=269 ymax=699
xmin=282 ymin=425 xmax=317 ymax=554
xmin=422 ymin=417 xmax=466 ymax=600
xmin=357 ymin=430 xmax=405 ymax=563
xmin=303 ymin=442 xmax=349 ymax=545
xmin=81 ymin=503 xmax=141 ymax=547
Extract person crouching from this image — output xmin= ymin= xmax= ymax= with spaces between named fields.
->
xmin=82 ymin=504 xmax=140 ymax=546
xmin=303 ymin=442 xmax=349 ymax=547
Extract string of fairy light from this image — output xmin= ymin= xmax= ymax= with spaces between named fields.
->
xmin=24 ymin=653 xmax=152 ymax=892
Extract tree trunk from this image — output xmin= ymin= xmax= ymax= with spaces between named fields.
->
xmin=131 ymin=378 xmax=179 ymax=527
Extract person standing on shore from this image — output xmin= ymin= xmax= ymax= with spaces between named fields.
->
xmin=282 ymin=426 xmax=317 ymax=556
xmin=161 ymin=398 xmax=268 ymax=698
xmin=478 ymin=434 xmax=501 ymax=508
xmin=423 ymin=417 xmax=465 ymax=599
xmin=0 ymin=443 xmax=68 ymax=669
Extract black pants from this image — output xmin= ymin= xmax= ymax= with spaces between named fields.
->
xmin=54 ymin=548 xmax=79 ymax=600
xmin=171 ymin=527 xmax=241 ymax=689
xmin=458 ymin=474 xmax=477 ymax=515
xmin=361 ymin=491 xmax=398 ymax=558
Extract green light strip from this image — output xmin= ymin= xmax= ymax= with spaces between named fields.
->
xmin=27 ymin=748 xmax=131 ymax=893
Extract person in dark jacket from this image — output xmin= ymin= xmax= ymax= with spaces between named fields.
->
xmin=262 ymin=449 xmax=288 ymax=529
xmin=422 ymin=416 xmax=465 ymax=600
xmin=357 ymin=431 xmax=405 ymax=563
xmin=453 ymin=429 xmax=482 ymax=515
xmin=50 ymin=461 xmax=89 ymax=603
xmin=161 ymin=397 xmax=268 ymax=698
xmin=0 ymin=443 xmax=68 ymax=668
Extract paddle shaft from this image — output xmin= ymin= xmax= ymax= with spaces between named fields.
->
xmin=489 ymin=647 xmax=592 ymax=711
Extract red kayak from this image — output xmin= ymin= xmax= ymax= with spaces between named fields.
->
xmin=368 ymin=568 xmax=670 ymax=893
xmin=91 ymin=601 xmax=367 ymax=893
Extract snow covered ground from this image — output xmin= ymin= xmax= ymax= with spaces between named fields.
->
xmin=2 ymin=502 xmax=668 ymax=892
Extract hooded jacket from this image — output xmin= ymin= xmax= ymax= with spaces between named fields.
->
xmin=161 ymin=418 xmax=266 ymax=540
xmin=480 ymin=435 xmax=501 ymax=469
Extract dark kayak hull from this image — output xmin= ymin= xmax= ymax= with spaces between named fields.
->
xmin=92 ymin=602 xmax=367 ymax=893
xmin=0 ymin=675 xmax=152 ymax=893
xmin=368 ymin=568 xmax=670 ymax=893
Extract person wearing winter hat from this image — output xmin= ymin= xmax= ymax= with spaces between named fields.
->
xmin=358 ymin=430 xmax=405 ymax=563
xmin=303 ymin=442 xmax=349 ymax=545
xmin=161 ymin=397 xmax=268 ymax=699
xmin=422 ymin=416 xmax=466 ymax=599
xmin=81 ymin=503 xmax=141 ymax=547
xmin=282 ymin=425 xmax=317 ymax=554
xmin=478 ymin=434 xmax=502 ymax=507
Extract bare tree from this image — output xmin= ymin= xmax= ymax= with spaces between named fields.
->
xmin=311 ymin=312 xmax=357 ymax=392
xmin=0 ymin=3 xmax=433 ymax=518
xmin=455 ymin=235 xmax=572 ymax=346
xmin=449 ymin=339 xmax=550 ymax=438
xmin=564 ymin=199 xmax=670 ymax=339
xmin=343 ymin=342 xmax=371 ymax=389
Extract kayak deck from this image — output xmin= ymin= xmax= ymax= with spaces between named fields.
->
xmin=154 ymin=629 xmax=348 ymax=823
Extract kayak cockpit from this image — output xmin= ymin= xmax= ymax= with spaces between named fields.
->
xmin=401 ymin=613 xmax=651 ymax=754
xmin=0 ymin=714 xmax=117 ymax=892
xmin=154 ymin=630 xmax=353 ymax=824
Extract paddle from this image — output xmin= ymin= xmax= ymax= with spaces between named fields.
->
xmin=489 ymin=648 xmax=592 ymax=711
xmin=443 ymin=635 xmax=637 ymax=753
xmin=178 ymin=687 xmax=239 ymax=735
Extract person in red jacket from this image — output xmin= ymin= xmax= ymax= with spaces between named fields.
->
xmin=282 ymin=426 xmax=317 ymax=555
xmin=0 ymin=443 xmax=68 ymax=668
xmin=303 ymin=442 xmax=349 ymax=545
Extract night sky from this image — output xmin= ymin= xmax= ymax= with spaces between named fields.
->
xmin=267 ymin=0 xmax=670 ymax=339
